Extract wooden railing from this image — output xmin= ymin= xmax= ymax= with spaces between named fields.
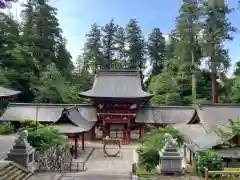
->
xmin=204 ymin=167 xmax=240 ymax=179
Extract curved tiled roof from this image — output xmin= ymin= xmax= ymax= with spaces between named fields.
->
xmin=191 ymin=104 xmax=240 ymax=133
xmin=0 ymin=86 xmax=20 ymax=98
xmin=136 ymin=106 xmax=195 ymax=124
xmin=53 ymin=106 xmax=96 ymax=133
xmin=78 ymin=69 xmax=153 ymax=99
xmin=0 ymin=103 xmax=97 ymax=122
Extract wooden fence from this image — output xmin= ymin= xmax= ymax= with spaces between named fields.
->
xmin=204 ymin=167 xmax=240 ymax=179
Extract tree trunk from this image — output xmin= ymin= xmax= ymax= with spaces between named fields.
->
xmin=191 ymin=51 xmax=196 ymax=102
xmin=211 ymin=68 xmax=218 ymax=103
xmin=211 ymin=46 xmax=218 ymax=103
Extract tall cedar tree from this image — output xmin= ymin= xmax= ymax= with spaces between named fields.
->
xmin=84 ymin=23 xmax=104 ymax=71
xmin=20 ymin=0 xmax=75 ymax=103
xmin=101 ymin=19 xmax=118 ymax=68
xmin=201 ymin=0 xmax=235 ymax=103
xmin=55 ymin=38 xmax=73 ymax=79
xmin=147 ymin=28 xmax=166 ymax=76
xmin=173 ymin=0 xmax=202 ymax=102
xmin=22 ymin=0 xmax=62 ymax=69
xmin=0 ymin=12 xmax=19 ymax=68
xmin=125 ymin=19 xmax=146 ymax=70
xmin=0 ymin=10 xmax=38 ymax=102
xmin=125 ymin=19 xmax=146 ymax=88
xmin=115 ymin=26 xmax=126 ymax=67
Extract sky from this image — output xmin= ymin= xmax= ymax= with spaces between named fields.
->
xmin=4 ymin=0 xmax=240 ymax=73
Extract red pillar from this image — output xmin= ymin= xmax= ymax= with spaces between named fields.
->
xmin=127 ymin=120 xmax=131 ymax=143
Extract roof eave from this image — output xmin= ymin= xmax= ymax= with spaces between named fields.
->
xmin=0 ymin=92 xmax=21 ymax=99
xmin=78 ymin=92 xmax=154 ymax=99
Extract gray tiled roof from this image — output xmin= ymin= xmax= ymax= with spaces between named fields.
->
xmin=53 ymin=106 xmax=96 ymax=133
xmin=53 ymin=124 xmax=87 ymax=134
xmin=173 ymin=124 xmax=208 ymax=143
xmin=184 ymin=132 xmax=222 ymax=152
xmin=214 ymin=147 xmax=240 ymax=158
xmin=78 ymin=69 xmax=153 ymax=99
xmin=0 ymin=103 xmax=97 ymax=122
xmin=136 ymin=106 xmax=195 ymax=124
xmin=173 ymin=123 xmax=221 ymax=152
xmin=194 ymin=104 xmax=240 ymax=133
xmin=182 ymin=104 xmax=240 ymax=152
xmin=0 ymin=86 xmax=20 ymax=98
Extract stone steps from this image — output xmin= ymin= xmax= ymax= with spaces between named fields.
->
xmin=0 ymin=161 xmax=32 ymax=180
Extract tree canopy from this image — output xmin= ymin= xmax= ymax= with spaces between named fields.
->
xmin=0 ymin=0 xmax=239 ymax=105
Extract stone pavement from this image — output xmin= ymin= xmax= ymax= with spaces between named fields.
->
xmin=32 ymin=173 xmax=202 ymax=180
xmin=31 ymin=143 xmax=135 ymax=180
xmin=29 ymin=142 xmax=202 ymax=180
xmin=0 ymin=135 xmax=16 ymax=160
xmin=85 ymin=148 xmax=133 ymax=173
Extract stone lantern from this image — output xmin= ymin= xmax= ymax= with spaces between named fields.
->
xmin=159 ymin=133 xmax=183 ymax=175
xmin=7 ymin=130 xmax=35 ymax=171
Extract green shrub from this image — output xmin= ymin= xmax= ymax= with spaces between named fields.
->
xmin=27 ymin=126 xmax=67 ymax=151
xmin=196 ymin=151 xmax=223 ymax=177
xmin=19 ymin=119 xmax=44 ymax=132
xmin=137 ymin=146 xmax=160 ymax=171
xmin=0 ymin=122 xmax=14 ymax=134
xmin=136 ymin=169 xmax=156 ymax=175
xmin=137 ymin=126 xmax=184 ymax=172
xmin=140 ymin=126 xmax=184 ymax=148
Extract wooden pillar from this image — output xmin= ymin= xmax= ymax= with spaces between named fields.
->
xmin=190 ymin=150 xmax=192 ymax=165
xmin=82 ymin=132 xmax=85 ymax=150
xmin=74 ymin=135 xmax=78 ymax=159
xmin=139 ymin=124 xmax=145 ymax=138
xmin=91 ymin=126 xmax=96 ymax=141
xmin=123 ymin=130 xmax=126 ymax=139
xmin=102 ymin=121 xmax=105 ymax=139
xmin=183 ymin=146 xmax=187 ymax=159
xmin=127 ymin=120 xmax=131 ymax=143
xmin=139 ymin=126 xmax=141 ymax=139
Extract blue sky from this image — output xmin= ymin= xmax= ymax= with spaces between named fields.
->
xmin=6 ymin=0 xmax=240 ymax=72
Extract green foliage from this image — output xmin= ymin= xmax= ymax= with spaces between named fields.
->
xmin=230 ymin=76 xmax=240 ymax=103
xmin=141 ymin=126 xmax=185 ymax=147
xmin=0 ymin=122 xmax=14 ymax=134
xmin=84 ymin=23 xmax=104 ymax=70
xmin=33 ymin=63 xmax=78 ymax=103
xmin=19 ymin=119 xmax=44 ymax=132
xmin=136 ymin=168 xmax=157 ymax=175
xmin=137 ymin=126 xmax=184 ymax=171
xmin=137 ymin=147 xmax=159 ymax=172
xmin=196 ymin=151 xmax=223 ymax=177
xmin=27 ymin=126 xmax=67 ymax=151
xmin=0 ymin=0 xmax=238 ymax=106
xmin=125 ymin=18 xmax=146 ymax=70
xmin=102 ymin=19 xmax=118 ymax=68
xmin=147 ymin=28 xmax=166 ymax=76
xmin=215 ymin=120 xmax=240 ymax=147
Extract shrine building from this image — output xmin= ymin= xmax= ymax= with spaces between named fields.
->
xmin=0 ymin=69 xmax=194 ymax=145
xmin=78 ymin=69 xmax=194 ymax=144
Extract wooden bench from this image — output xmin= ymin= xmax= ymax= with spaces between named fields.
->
xmin=205 ymin=167 xmax=240 ymax=179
